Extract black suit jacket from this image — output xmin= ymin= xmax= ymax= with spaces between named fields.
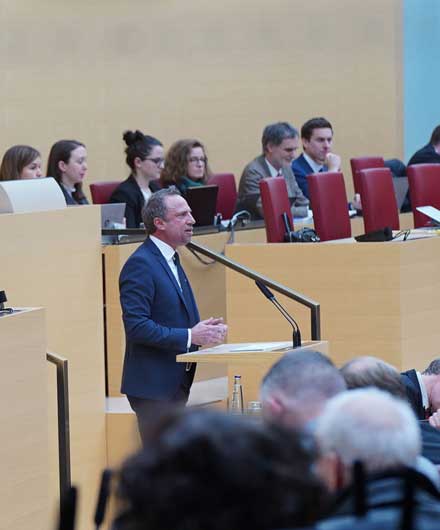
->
xmin=119 ymin=238 xmax=200 ymax=400
xmin=401 ymin=369 xmax=425 ymax=420
xmin=408 ymin=143 xmax=440 ymax=166
xmin=110 ymin=175 xmax=161 ymax=228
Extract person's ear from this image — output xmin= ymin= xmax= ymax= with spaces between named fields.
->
xmin=315 ymin=451 xmax=342 ymax=493
xmin=153 ymin=216 xmax=166 ymax=232
xmin=263 ymin=395 xmax=284 ymax=418
xmin=134 ymin=157 xmax=142 ymax=170
xmin=58 ymin=160 xmax=67 ymax=174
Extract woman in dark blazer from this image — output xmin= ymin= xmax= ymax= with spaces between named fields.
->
xmin=110 ymin=130 xmax=163 ymax=228
xmin=46 ymin=140 xmax=89 ymax=205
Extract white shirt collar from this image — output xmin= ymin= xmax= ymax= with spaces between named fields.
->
xmin=265 ymin=158 xmax=282 ymax=178
xmin=149 ymin=235 xmax=175 ymax=262
xmin=416 ymin=370 xmax=430 ymax=410
xmin=303 ymin=152 xmax=324 ymax=173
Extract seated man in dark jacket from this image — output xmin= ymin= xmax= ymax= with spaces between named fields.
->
xmin=408 ymin=124 xmax=440 ymax=166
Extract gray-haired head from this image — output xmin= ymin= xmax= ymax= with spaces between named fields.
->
xmin=340 ymin=356 xmax=406 ymax=399
xmin=260 ymin=349 xmax=346 ymax=427
xmin=261 ymin=122 xmax=298 ymax=154
xmin=315 ymin=388 xmax=421 ymax=476
xmin=423 ymin=358 xmax=440 ymax=376
xmin=141 ymin=186 xmax=181 ymax=235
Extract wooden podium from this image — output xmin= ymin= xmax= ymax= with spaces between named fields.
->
xmin=0 ymin=308 xmax=49 ymax=530
xmin=177 ymin=340 xmax=329 ymax=404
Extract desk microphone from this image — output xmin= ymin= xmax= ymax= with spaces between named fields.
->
xmin=255 ymin=280 xmax=301 ymax=348
xmin=94 ymin=469 xmax=112 ymax=530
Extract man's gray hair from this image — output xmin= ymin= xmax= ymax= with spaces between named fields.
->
xmin=142 ymin=186 xmax=181 ymax=235
xmin=423 ymin=358 xmax=440 ymax=376
xmin=261 ymin=122 xmax=298 ymax=153
xmin=260 ymin=349 xmax=346 ymax=404
xmin=340 ymin=356 xmax=406 ymax=399
xmin=315 ymin=388 xmax=421 ymax=474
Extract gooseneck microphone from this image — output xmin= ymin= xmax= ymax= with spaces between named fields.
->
xmin=255 ymin=280 xmax=302 ymax=348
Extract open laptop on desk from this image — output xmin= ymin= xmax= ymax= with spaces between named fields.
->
xmin=185 ymin=185 xmax=218 ymax=227
xmin=101 ymin=203 xmax=126 ymax=228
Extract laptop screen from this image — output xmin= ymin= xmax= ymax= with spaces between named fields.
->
xmin=185 ymin=185 xmax=219 ymax=227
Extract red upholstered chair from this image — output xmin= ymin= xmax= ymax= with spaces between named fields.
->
xmin=308 ymin=172 xmax=351 ymax=241
xmin=208 ymin=173 xmax=237 ymax=220
xmin=358 ymin=168 xmax=400 ymax=233
xmin=89 ymin=181 xmax=121 ymax=204
xmin=350 ymin=156 xmax=385 ymax=195
xmin=407 ymin=164 xmax=440 ymax=228
xmin=259 ymin=177 xmax=293 ymax=243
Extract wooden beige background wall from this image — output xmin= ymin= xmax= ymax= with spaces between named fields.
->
xmin=1 ymin=0 xmax=402 ymax=198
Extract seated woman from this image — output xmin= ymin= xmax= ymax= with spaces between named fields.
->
xmin=110 ymin=130 xmax=163 ymax=228
xmin=161 ymin=139 xmax=211 ymax=194
xmin=46 ymin=140 xmax=88 ymax=205
xmin=0 ymin=145 xmax=42 ymax=181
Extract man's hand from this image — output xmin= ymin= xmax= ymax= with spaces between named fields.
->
xmin=191 ymin=317 xmax=228 ymax=346
xmin=429 ymin=410 xmax=440 ymax=429
xmin=325 ymin=153 xmax=341 ymax=171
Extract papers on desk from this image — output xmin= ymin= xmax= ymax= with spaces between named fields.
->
xmin=416 ymin=206 xmax=440 ymax=224
xmin=199 ymin=341 xmax=292 ymax=354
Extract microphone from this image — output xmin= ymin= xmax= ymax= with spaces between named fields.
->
xmin=255 ymin=280 xmax=301 ymax=348
xmin=227 ymin=210 xmax=251 ymax=244
xmin=94 ymin=469 xmax=112 ymax=530
xmin=58 ymin=486 xmax=77 ymax=530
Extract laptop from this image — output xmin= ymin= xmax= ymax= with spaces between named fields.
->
xmin=185 ymin=185 xmax=219 ymax=227
xmin=100 ymin=203 xmax=126 ymax=229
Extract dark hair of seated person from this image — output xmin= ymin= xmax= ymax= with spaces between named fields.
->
xmin=160 ymin=138 xmax=212 ymax=191
xmin=46 ymin=139 xmax=87 ymax=204
xmin=112 ymin=408 xmax=327 ymax=530
xmin=0 ymin=145 xmax=41 ymax=181
xmin=123 ymin=129 xmax=162 ymax=171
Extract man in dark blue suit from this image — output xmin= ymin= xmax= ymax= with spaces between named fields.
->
xmin=119 ymin=187 xmax=227 ymax=434
xmin=291 ymin=117 xmax=342 ymax=199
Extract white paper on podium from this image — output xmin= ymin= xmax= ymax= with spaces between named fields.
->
xmin=199 ymin=341 xmax=292 ymax=354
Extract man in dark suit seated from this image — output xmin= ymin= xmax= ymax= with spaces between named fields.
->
xmin=310 ymin=388 xmax=440 ymax=530
xmin=401 ymin=358 xmax=440 ymax=421
xmin=236 ymin=121 xmax=309 ymax=219
xmin=408 ymin=124 xmax=440 ymax=166
xmin=119 ymin=187 xmax=227 ymax=440
xmin=342 ymin=356 xmax=440 ymax=467
xmin=291 ymin=117 xmax=342 ymax=199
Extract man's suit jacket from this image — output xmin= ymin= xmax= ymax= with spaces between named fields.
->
xmin=110 ymin=175 xmax=161 ymax=228
xmin=291 ymin=153 xmax=328 ymax=199
xmin=408 ymin=143 xmax=440 ymax=166
xmin=236 ymin=155 xmax=309 ymax=219
xmin=119 ymin=238 xmax=200 ymax=400
xmin=401 ymin=369 xmax=425 ymax=420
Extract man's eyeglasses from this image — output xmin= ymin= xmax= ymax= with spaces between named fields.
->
xmin=188 ymin=156 xmax=207 ymax=164
xmin=146 ymin=157 xmax=165 ymax=166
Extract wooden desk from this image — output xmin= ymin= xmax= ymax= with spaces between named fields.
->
xmin=0 ymin=308 xmax=48 ymax=530
xmin=225 ymin=235 xmax=440 ymax=370
xmin=0 ymin=207 xmax=106 ymax=530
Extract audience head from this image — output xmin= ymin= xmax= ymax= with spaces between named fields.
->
xmin=0 ymin=145 xmax=42 ymax=181
xmin=315 ymin=388 xmax=421 ymax=492
xmin=300 ymin=117 xmax=334 ymax=165
xmin=261 ymin=122 xmax=299 ymax=170
xmin=430 ymin=125 xmax=440 ymax=150
xmin=142 ymin=186 xmax=194 ymax=248
xmin=341 ymin=356 xmax=406 ymax=399
xmin=123 ymin=130 xmax=163 ymax=182
xmin=113 ymin=408 xmax=326 ymax=530
xmin=161 ymin=139 xmax=211 ymax=187
xmin=260 ymin=349 xmax=346 ymax=428
xmin=422 ymin=358 xmax=440 ymax=411
xmin=46 ymin=140 xmax=87 ymax=201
